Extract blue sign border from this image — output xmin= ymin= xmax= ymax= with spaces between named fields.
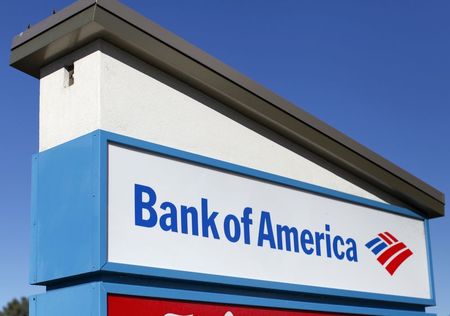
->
xmin=30 ymin=130 xmax=436 ymax=308
xmin=30 ymin=282 xmax=435 ymax=316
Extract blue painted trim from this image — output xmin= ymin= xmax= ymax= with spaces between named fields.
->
xmin=92 ymin=132 xmax=103 ymax=272
xmin=96 ymin=130 xmax=433 ymax=306
xmin=29 ymin=282 xmax=101 ymax=316
xmin=30 ymin=281 xmax=435 ymax=316
xmin=424 ymin=220 xmax=436 ymax=305
xmin=102 ymin=262 xmax=433 ymax=306
xmin=96 ymin=131 xmax=108 ymax=269
xmin=100 ymin=130 xmax=424 ymax=220
xmin=102 ymin=282 xmax=435 ymax=316
xmin=99 ymin=283 xmax=108 ymax=316
xmin=29 ymin=294 xmax=37 ymax=315
xmin=30 ymin=133 xmax=102 ymax=284
xmin=30 ymin=154 xmax=39 ymax=284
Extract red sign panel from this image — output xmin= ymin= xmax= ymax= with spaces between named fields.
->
xmin=108 ymin=294 xmax=351 ymax=316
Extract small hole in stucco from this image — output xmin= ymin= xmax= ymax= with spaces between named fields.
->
xmin=64 ymin=64 xmax=74 ymax=87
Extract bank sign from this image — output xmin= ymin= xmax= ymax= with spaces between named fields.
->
xmin=107 ymin=143 xmax=431 ymax=300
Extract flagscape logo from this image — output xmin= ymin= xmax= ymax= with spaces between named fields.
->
xmin=365 ymin=232 xmax=413 ymax=275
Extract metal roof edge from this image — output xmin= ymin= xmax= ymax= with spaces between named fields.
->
xmin=11 ymin=0 xmax=97 ymax=49
xmin=9 ymin=0 xmax=445 ymax=217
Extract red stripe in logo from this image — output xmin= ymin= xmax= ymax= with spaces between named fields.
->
xmin=377 ymin=242 xmax=406 ymax=265
xmin=384 ymin=231 xmax=398 ymax=243
xmin=385 ymin=248 xmax=414 ymax=275
xmin=378 ymin=232 xmax=393 ymax=245
xmin=366 ymin=232 xmax=413 ymax=276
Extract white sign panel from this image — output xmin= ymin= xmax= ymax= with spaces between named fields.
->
xmin=107 ymin=144 xmax=431 ymax=299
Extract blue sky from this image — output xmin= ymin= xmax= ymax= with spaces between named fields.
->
xmin=1 ymin=0 xmax=449 ymax=314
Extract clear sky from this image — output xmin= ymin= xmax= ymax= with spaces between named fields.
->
xmin=0 ymin=0 xmax=449 ymax=314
